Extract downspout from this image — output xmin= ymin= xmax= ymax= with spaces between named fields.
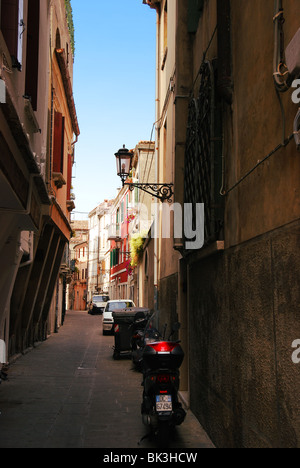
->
xmin=216 ymin=0 xmax=233 ymax=105
xmin=71 ymin=135 xmax=78 ymax=147
xmin=154 ymin=7 xmax=160 ymax=317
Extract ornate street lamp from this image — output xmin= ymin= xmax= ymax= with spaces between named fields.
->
xmin=115 ymin=145 xmax=133 ymax=185
xmin=115 ymin=145 xmax=174 ymax=203
xmin=115 ymin=237 xmax=131 ymax=258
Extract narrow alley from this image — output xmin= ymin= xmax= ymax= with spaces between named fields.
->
xmin=0 ymin=311 xmax=214 ymax=449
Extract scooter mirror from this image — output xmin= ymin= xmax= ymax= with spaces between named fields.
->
xmin=168 ymin=322 xmax=181 ymax=341
xmin=172 ymin=322 xmax=181 ymax=332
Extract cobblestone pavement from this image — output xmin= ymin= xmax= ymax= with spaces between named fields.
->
xmin=0 ymin=311 xmax=214 ymax=449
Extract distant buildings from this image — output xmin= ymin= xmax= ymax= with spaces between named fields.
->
xmin=69 ymin=142 xmax=156 ymax=310
xmin=88 ymin=200 xmax=114 ymax=299
xmin=68 ymin=220 xmax=88 ymax=311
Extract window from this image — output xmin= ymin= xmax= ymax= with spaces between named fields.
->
xmin=106 ymin=301 xmax=133 ymax=312
xmin=17 ymin=0 xmax=23 ymax=67
xmin=184 ymin=60 xmax=224 ymax=248
xmin=55 ymin=28 xmax=61 ymax=49
xmin=25 ymin=0 xmax=40 ymax=110
xmin=121 ymin=201 xmax=124 ymax=223
xmin=163 ymin=1 xmax=168 ymax=51
xmin=161 ymin=0 xmax=168 ymax=70
xmin=110 ymin=249 xmax=120 ymax=268
xmin=0 ymin=0 xmax=24 ymax=69
xmin=188 ymin=0 xmax=204 ymax=33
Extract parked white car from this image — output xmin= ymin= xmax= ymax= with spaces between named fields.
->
xmin=102 ymin=300 xmax=135 ymax=335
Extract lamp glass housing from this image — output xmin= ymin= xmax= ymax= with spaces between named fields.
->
xmin=115 ymin=145 xmax=133 ymax=183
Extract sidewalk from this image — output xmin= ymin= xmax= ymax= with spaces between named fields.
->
xmin=0 ymin=311 xmax=215 ymax=449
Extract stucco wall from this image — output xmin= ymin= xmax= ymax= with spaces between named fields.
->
xmin=188 ymin=220 xmax=300 ymax=448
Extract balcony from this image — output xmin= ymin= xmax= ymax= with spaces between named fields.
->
xmin=107 ymin=223 xmax=120 ymax=241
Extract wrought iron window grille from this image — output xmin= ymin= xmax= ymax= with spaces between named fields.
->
xmin=184 ymin=59 xmax=224 ymax=251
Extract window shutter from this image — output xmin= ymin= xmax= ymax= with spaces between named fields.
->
xmin=17 ymin=0 xmax=24 ymax=67
xmin=53 ymin=111 xmax=64 ymax=174
xmin=67 ymin=154 xmax=72 ymax=200
xmin=1 ymin=0 xmax=19 ymax=59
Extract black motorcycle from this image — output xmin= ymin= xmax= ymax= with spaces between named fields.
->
xmin=139 ymin=320 xmax=186 ymax=447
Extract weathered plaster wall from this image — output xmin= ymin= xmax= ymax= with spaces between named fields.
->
xmin=189 ymin=221 xmax=300 ymax=448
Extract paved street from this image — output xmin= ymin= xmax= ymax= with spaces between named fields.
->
xmin=0 ymin=311 xmax=214 ymax=449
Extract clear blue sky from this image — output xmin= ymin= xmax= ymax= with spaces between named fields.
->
xmin=71 ymin=0 xmax=156 ymax=220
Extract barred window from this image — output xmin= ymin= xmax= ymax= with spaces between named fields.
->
xmin=184 ymin=60 xmax=224 ymax=250
xmin=188 ymin=0 xmax=204 ymax=33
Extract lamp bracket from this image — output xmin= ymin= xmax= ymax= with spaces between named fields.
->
xmin=124 ymin=183 xmax=174 ymax=203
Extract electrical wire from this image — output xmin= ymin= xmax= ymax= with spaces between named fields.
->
xmin=221 ymin=133 xmax=294 ymax=196
xmin=221 ymin=1 xmax=294 ymax=196
xmin=191 ymin=25 xmax=217 ymax=96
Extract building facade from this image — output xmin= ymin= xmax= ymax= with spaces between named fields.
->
xmin=144 ymin=0 xmax=300 ymax=448
xmin=108 ymin=142 xmax=155 ymax=304
xmin=0 ymin=0 xmax=79 ymax=360
xmin=87 ymin=200 xmax=113 ymax=301
xmin=68 ymin=220 xmax=88 ymax=311
xmin=108 ymin=186 xmax=132 ymax=301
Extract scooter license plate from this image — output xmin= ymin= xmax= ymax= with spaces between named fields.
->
xmin=156 ymin=395 xmax=172 ymax=412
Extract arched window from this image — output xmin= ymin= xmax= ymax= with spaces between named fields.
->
xmin=55 ymin=28 xmax=61 ymax=49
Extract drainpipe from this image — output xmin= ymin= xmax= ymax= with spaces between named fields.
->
xmin=153 ymin=8 xmax=160 ymax=318
xmin=217 ymin=0 xmax=233 ymax=104
xmin=71 ymin=134 xmax=78 ymax=150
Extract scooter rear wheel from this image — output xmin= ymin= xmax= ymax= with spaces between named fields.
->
xmin=157 ymin=421 xmax=170 ymax=448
